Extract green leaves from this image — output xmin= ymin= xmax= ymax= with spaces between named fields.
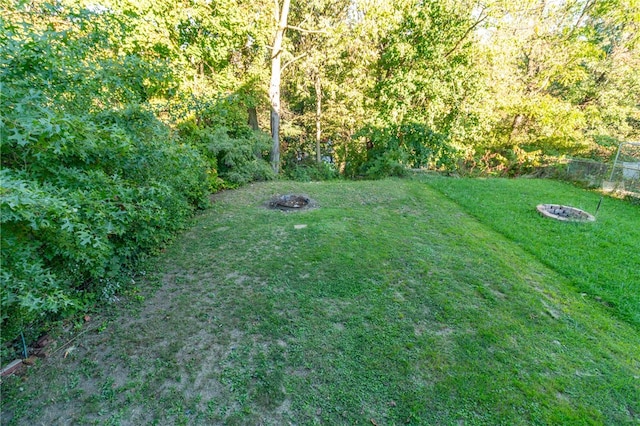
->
xmin=467 ymin=0 xmax=640 ymax=171
xmin=373 ymin=1 xmax=480 ymax=129
xmin=350 ymin=122 xmax=458 ymax=178
xmin=176 ymin=94 xmax=274 ymax=186
xmin=0 ymin=2 xmax=210 ymax=343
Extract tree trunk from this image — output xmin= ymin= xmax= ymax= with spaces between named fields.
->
xmin=247 ymin=107 xmax=259 ymax=131
xmin=508 ymin=114 xmax=525 ymax=144
xmin=315 ymin=72 xmax=322 ymax=164
xmin=270 ymin=0 xmax=291 ymax=174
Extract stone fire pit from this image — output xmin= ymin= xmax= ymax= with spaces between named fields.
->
xmin=536 ymin=204 xmax=595 ymax=222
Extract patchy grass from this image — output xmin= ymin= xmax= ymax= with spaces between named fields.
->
xmin=1 ymin=178 xmax=639 ymax=425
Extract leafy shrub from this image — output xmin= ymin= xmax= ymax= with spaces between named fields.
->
xmin=0 ymin=173 xmax=79 ymax=339
xmin=459 ymin=146 xmax=548 ymax=177
xmin=177 ymin=96 xmax=274 ymax=187
xmin=283 ymin=159 xmax=339 ymax=182
xmin=0 ymin=6 xmax=209 ymax=344
xmin=0 ymin=102 xmax=210 ymax=342
xmin=349 ymin=122 xmax=458 ymax=179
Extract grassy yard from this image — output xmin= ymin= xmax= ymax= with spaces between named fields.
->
xmin=1 ymin=177 xmax=639 ymax=425
xmin=422 ymin=176 xmax=640 ymax=329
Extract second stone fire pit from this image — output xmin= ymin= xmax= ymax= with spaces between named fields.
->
xmin=536 ymin=204 xmax=595 ymax=222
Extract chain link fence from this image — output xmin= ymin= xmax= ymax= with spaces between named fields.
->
xmin=559 ymin=148 xmax=640 ymax=198
xmin=602 ymin=142 xmax=640 ymax=197
xmin=564 ymin=159 xmax=609 ymax=187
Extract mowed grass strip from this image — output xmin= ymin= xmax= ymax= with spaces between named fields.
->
xmin=421 ymin=176 xmax=640 ymax=330
xmin=1 ymin=179 xmax=638 ymax=425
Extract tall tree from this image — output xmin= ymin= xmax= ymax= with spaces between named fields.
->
xmin=315 ymin=72 xmax=322 ymax=163
xmin=270 ymin=0 xmax=291 ymax=173
xmin=268 ymin=0 xmax=345 ymax=172
xmin=371 ymin=0 xmax=485 ymax=130
xmin=281 ymin=0 xmax=403 ymax=171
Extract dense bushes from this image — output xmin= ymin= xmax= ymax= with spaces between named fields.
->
xmin=0 ymin=7 xmax=209 ymax=344
xmin=0 ymin=3 xmax=279 ymax=347
xmin=283 ymin=159 xmax=338 ymax=182
xmin=176 ymin=95 xmax=274 ymax=188
xmin=0 ymin=100 xmax=210 ymax=342
xmin=346 ymin=122 xmax=458 ymax=178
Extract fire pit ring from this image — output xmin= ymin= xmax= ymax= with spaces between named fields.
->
xmin=267 ymin=194 xmax=316 ymax=211
xmin=536 ymin=204 xmax=595 ymax=222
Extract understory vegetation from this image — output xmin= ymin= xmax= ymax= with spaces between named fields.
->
xmin=0 ymin=3 xmax=273 ymax=346
xmin=1 ymin=179 xmax=638 ymax=425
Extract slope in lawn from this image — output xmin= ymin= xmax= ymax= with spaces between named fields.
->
xmin=1 ymin=179 xmax=638 ymax=425
xmin=422 ymin=176 xmax=640 ymax=329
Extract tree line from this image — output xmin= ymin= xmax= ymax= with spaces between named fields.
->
xmin=1 ymin=0 xmax=638 ymax=345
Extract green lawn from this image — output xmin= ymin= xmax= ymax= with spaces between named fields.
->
xmin=1 ymin=178 xmax=639 ymax=425
xmin=422 ymin=176 xmax=640 ymax=329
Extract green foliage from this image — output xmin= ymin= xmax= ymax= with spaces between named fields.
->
xmin=349 ymin=122 xmax=458 ymax=179
xmin=0 ymin=173 xmax=77 ymax=338
xmin=459 ymin=145 xmax=550 ymax=177
xmin=0 ymin=105 xmax=210 ymax=341
xmin=0 ymin=2 xmax=209 ymax=343
xmin=176 ymin=95 xmax=274 ymax=187
xmin=468 ymin=0 xmax=640 ymax=172
xmin=0 ymin=3 xmax=175 ymax=112
xmin=373 ymin=1 xmax=480 ymax=130
xmin=210 ymin=128 xmax=274 ymax=186
xmin=283 ymin=158 xmax=338 ymax=182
